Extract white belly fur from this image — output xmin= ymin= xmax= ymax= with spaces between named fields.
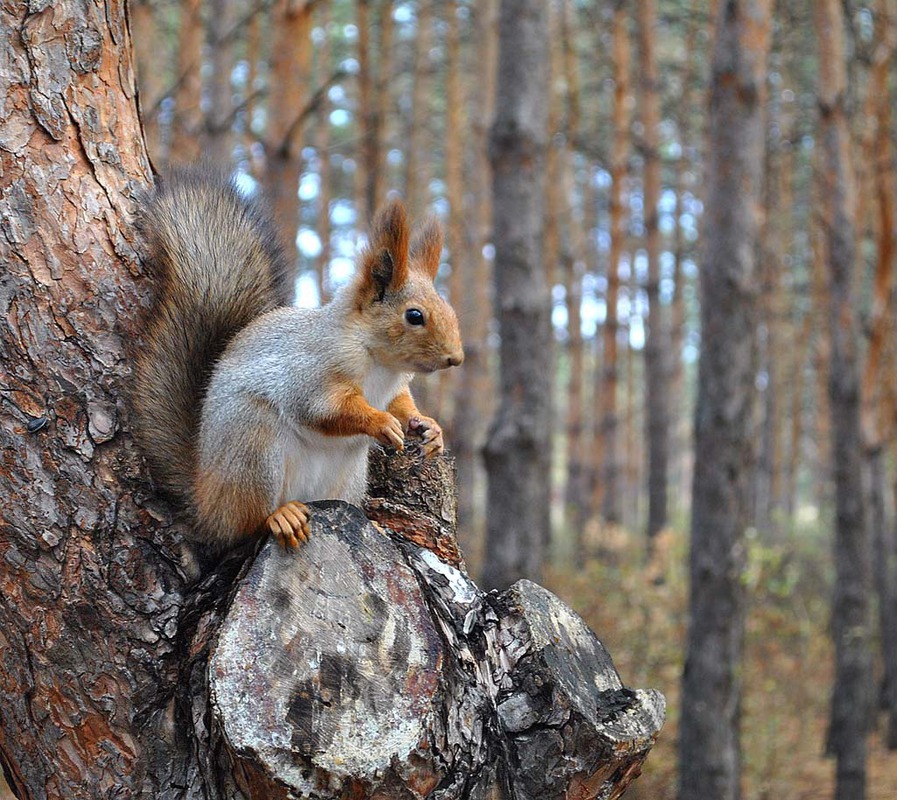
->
xmin=279 ymin=366 xmax=405 ymax=506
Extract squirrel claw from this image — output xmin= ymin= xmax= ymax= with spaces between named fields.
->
xmin=266 ymin=501 xmax=310 ymax=549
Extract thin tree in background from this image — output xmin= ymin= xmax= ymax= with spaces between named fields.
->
xmin=482 ymin=0 xmax=551 ymax=590
xmin=560 ymin=0 xmax=589 ymax=536
xmin=170 ymin=0 xmax=203 ymax=163
xmin=638 ymin=0 xmax=669 ymax=546
xmin=815 ymin=2 xmax=873 ymax=797
xmin=132 ymin=0 xmax=164 ymax=162
xmin=444 ymin=0 xmax=465 ymax=431
xmin=860 ymin=0 xmax=897 ymax=748
xmin=265 ymin=0 xmax=315 ymax=265
xmin=315 ymin=1 xmax=333 ymax=299
xmin=404 ymin=0 xmax=433 ymax=219
xmin=597 ymin=1 xmax=631 ymax=526
xmin=453 ymin=0 xmax=498 ymax=573
xmin=678 ymin=3 xmax=771 ymax=799
xmin=206 ymin=0 xmax=236 ymax=161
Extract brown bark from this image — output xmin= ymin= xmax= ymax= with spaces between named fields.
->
xmin=404 ymin=0 xmax=433 ymax=219
xmin=442 ymin=0 xmax=465 ymax=435
xmin=678 ymin=3 xmax=772 ymax=800
xmin=453 ymin=0 xmax=498 ymax=575
xmin=356 ymin=0 xmax=393 ymax=225
xmin=596 ymin=3 xmax=631 ymax=525
xmin=483 ymin=0 xmax=552 ymax=590
xmin=559 ymin=0 xmax=589 ymax=537
xmin=637 ymin=0 xmax=669 ymax=546
xmin=860 ymin=0 xmax=897 ymax=751
xmin=132 ymin=0 xmax=165 ymax=163
xmin=170 ymin=0 xmax=204 ymax=164
xmin=315 ymin=1 xmax=333 ymax=301
xmin=264 ymin=0 xmax=315 ymax=268
xmin=205 ymin=0 xmax=237 ymax=162
xmin=0 ymin=5 xmax=665 ymax=798
xmin=814 ymin=2 xmax=873 ymax=797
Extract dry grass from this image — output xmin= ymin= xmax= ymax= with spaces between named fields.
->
xmin=544 ymin=524 xmax=897 ymax=799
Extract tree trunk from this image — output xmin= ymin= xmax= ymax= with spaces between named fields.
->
xmin=814 ymin=3 xmax=874 ymax=798
xmin=170 ymin=0 xmax=204 ymax=164
xmin=596 ymin=2 xmax=631 ymax=526
xmin=677 ymin=3 xmax=771 ymax=800
xmin=453 ymin=0 xmax=498 ymax=576
xmin=482 ymin=0 xmax=552 ymax=591
xmin=132 ymin=0 xmax=165 ymax=163
xmin=637 ymin=0 xmax=669 ymax=546
xmin=404 ymin=0 xmax=433 ymax=220
xmin=205 ymin=0 xmax=236 ymax=162
xmin=314 ymin=1 xmax=333 ymax=301
xmin=264 ymin=0 xmax=315 ymax=268
xmin=559 ymin=0 xmax=589 ymax=539
xmin=860 ymin=0 xmax=897 ymax=747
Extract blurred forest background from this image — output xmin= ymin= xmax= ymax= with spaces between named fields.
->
xmin=4 ymin=0 xmax=893 ymax=798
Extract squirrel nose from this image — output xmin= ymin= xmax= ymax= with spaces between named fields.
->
xmin=446 ymin=349 xmax=464 ymax=368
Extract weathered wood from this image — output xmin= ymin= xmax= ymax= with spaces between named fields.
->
xmin=205 ymin=495 xmax=665 ymax=800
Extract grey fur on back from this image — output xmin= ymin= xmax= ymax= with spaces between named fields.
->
xmin=133 ymin=167 xmax=292 ymax=507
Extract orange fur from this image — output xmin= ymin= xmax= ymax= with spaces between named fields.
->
xmin=409 ymin=217 xmax=443 ymax=280
xmin=388 ymin=390 xmax=420 ymax=426
xmin=313 ymin=379 xmax=390 ymax=438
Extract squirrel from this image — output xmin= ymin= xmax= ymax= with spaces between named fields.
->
xmin=133 ymin=168 xmax=463 ymax=552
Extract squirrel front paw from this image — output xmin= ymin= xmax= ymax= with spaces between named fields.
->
xmin=408 ymin=415 xmax=444 ymax=458
xmin=370 ymin=411 xmax=405 ymax=451
xmin=266 ymin=501 xmax=310 ymax=549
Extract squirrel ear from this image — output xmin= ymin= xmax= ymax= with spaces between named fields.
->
xmin=362 ymin=199 xmax=410 ymax=299
xmin=410 ymin=217 xmax=443 ymax=281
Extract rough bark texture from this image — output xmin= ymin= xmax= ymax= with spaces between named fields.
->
xmin=637 ymin=0 xmax=669 ymax=545
xmin=677 ymin=3 xmax=771 ymax=800
xmin=814 ymin=2 xmax=873 ymax=797
xmin=482 ymin=0 xmax=552 ymax=591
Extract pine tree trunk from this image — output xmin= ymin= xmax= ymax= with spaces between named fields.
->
xmin=814 ymin=3 xmax=874 ymax=797
xmin=314 ymin=2 xmax=333 ymax=301
xmin=861 ymin=0 xmax=897 ymax=754
xmin=170 ymin=0 xmax=204 ymax=164
xmin=404 ymin=0 xmax=433 ymax=220
xmin=482 ymin=0 xmax=552 ymax=591
xmin=206 ymin=0 xmax=236 ymax=162
xmin=637 ymin=0 xmax=669 ymax=546
xmin=678 ymin=3 xmax=771 ymax=800
xmin=596 ymin=3 xmax=631 ymax=526
xmin=559 ymin=0 xmax=589 ymax=538
xmin=453 ymin=0 xmax=498 ymax=576
xmin=132 ymin=0 xmax=165 ymax=162
xmin=265 ymin=0 xmax=315 ymax=268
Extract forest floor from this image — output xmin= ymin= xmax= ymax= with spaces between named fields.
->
xmin=543 ymin=520 xmax=897 ymax=799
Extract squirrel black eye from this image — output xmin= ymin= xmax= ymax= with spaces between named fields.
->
xmin=405 ymin=308 xmax=425 ymax=326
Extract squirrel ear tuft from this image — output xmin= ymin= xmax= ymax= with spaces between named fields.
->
xmin=409 ymin=217 xmax=443 ymax=281
xmin=362 ymin=199 xmax=409 ymax=299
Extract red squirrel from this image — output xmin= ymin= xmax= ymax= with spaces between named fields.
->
xmin=134 ymin=169 xmax=463 ymax=551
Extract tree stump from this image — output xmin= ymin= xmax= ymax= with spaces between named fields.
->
xmin=192 ymin=447 xmax=665 ymax=799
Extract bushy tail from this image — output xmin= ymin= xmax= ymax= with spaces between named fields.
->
xmin=133 ymin=167 xmax=292 ymax=505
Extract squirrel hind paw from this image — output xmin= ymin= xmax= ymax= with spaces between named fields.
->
xmin=266 ymin=501 xmax=311 ymax=549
